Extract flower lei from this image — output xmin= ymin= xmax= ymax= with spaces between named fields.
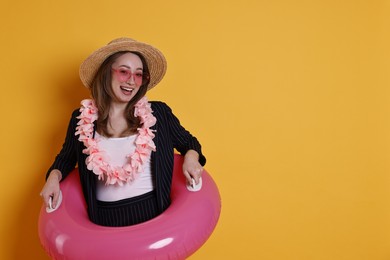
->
xmin=75 ymin=97 xmax=156 ymax=186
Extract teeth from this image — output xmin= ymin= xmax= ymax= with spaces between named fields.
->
xmin=121 ymin=86 xmax=132 ymax=92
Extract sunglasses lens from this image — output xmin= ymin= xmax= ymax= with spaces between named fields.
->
xmin=117 ymin=69 xmax=131 ymax=82
xmin=113 ymin=68 xmax=144 ymax=85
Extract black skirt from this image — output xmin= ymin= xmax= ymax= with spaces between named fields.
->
xmin=96 ymin=190 xmax=159 ymax=227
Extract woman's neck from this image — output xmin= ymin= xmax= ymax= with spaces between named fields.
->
xmin=109 ymin=101 xmax=127 ymax=116
xmin=107 ymin=101 xmax=129 ymax=137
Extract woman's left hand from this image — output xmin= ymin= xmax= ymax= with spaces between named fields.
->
xmin=182 ymin=150 xmax=203 ymax=185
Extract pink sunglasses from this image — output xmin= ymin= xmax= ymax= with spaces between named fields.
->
xmin=112 ymin=68 xmax=148 ymax=85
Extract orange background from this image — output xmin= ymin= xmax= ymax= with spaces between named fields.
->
xmin=0 ymin=1 xmax=390 ymax=259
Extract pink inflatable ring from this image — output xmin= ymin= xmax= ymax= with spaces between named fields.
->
xmin=38 ymin=154 xmax=221 ymax=259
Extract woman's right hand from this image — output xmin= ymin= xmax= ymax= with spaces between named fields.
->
xmin=40 ymin=169 xmax=62 ymax=209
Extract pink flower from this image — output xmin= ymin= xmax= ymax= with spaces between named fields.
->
xmin=76 ymin=97 xmax=156 ymax=185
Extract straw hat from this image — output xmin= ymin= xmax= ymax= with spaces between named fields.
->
xmin=79 ymin=37 xmax=167 ymax=90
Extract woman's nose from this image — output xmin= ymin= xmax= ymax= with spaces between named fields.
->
xmin=126 ymin=74 xmax=135 ymax=84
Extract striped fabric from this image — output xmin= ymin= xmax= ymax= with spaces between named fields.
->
xmin=46 ymin=101 xmax=206 ymax=226
xmin=96 ymin=190 xmax=158 ymax=226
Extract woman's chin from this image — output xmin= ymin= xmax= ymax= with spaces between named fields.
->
xmin=113 ymin=93 xmax=136 ymax=104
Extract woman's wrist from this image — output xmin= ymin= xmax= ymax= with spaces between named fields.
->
xmin=49 ymin=169 xmax=62 ymax=182
xmin=184 ymin=150 xmax=199 ymax=161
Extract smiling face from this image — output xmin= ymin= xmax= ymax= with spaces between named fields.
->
xmin=110 ymin=52 xmax=144 ymax=104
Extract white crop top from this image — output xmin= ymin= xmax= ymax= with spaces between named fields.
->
xmin=95 ymin=132 xmax=154 ymax=202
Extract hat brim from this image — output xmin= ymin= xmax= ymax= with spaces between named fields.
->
xmin=79 ymin=38 xmax=167 ymax=90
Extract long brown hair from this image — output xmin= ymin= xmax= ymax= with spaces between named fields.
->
xmin=90 ymin=51 xmax=151 ymax=137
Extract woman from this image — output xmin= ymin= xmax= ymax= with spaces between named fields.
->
xmin=40 ymin=37 xmax=206 ymax=227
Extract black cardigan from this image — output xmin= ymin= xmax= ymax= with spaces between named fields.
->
xmin=47 ymin=101 xmax=206 ymax=224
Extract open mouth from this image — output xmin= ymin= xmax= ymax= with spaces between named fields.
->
xmin=120 ymin=86 xmax=134 ymax=95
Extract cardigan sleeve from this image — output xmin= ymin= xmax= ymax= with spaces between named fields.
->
xmin=46 ymin=109 xmax=79 ymax=181
xmin=152 ymin=101 xmax=206 ymax=166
